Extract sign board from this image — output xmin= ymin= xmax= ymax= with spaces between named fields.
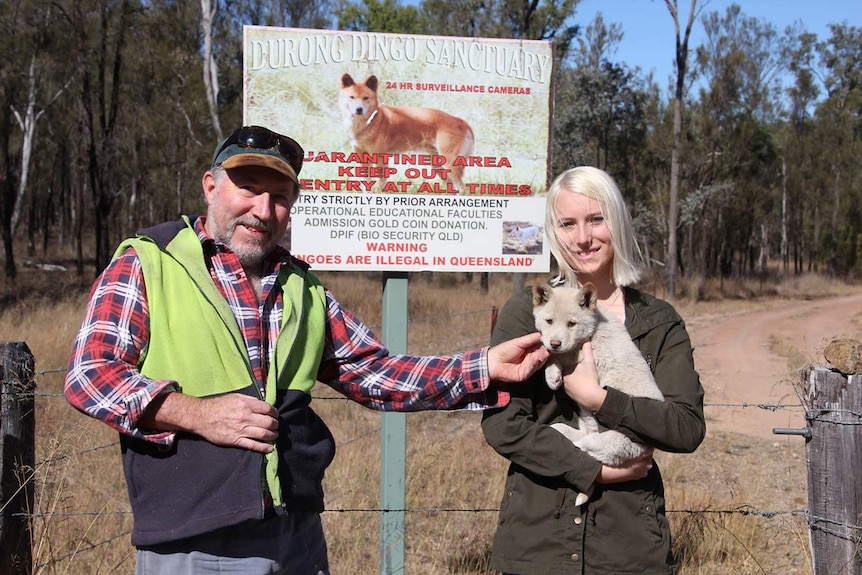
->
xmin=243 ymin=26 xmax=553 ymax=273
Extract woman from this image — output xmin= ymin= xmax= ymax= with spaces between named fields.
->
xmin=482 ymin=166 xmax=705 ymax=575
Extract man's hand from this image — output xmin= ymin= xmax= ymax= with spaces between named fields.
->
xmin=140 ymin=392 xmax=279 ymax=453
xmin=487 ymin=332 xmax=550 ymax=383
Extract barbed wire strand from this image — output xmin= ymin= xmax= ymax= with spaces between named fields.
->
xmin=20 ymin=506 xmax=822 ymax=571
xmin=37 ymin=442 xmax=119 ymax=466
xmin=35 ymin=530 xmax=132 ymax=569
xmin=23 ymin=386 xmax=815 ymax=414
xmin=7 ymin=306 xmax=860 ymax=566
xmin=13 ymin=505 xmax=810 ymax=520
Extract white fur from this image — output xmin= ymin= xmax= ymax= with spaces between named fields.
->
xmin=509 ymin=225 xmax=540 ymax=248
xmin=532 ymin=281 xmax=664 ymax=505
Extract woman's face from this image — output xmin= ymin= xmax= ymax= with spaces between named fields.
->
xmin=554 ymin=191 xmax=614 ymax=284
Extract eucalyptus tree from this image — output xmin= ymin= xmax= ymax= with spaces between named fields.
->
xmin=691 ymin=4 xmax=787 ymax=279
xmin=812 ymin=23 xmax=862 ymax=275
xmin=556 ymin=10 xmax=648 ymax=180
xmin=417 ymin=0 xmax=580 ymax=54
xmin=202 ymin=0 xmax=223 ymax=139
xmin=0 ymin=1 xmax=20 ymax=278
xmin=572 ymin=11 xmax=623 ymax=71
xmin=766 ymin=22 xmax=861 ymax=276
xmin=50 ymin=0 xmax=214 ymax=274
xmin=213 ymin=0 xmax=335 ymax=130
xmin=131 ymin=1 xmax=214 ymax=231
xmin=553 ymin=62 xmax=647 ymax=177
xmin=662 ymin=0 xmax=701 ymax=298
xmin=51 ymin=0 xmax=131 ymax=273
xmin=778 ymin=30 xmax=822 ymax=274
xmin=0 ymin=0 xmax=73 ymax=279
xmin=337 ymin=0 xmax=425 ymax=33
xmin=497 ymin=0 xmax=580 ymax=47
xmin=8 ymin=6 xmax=70 ymax=239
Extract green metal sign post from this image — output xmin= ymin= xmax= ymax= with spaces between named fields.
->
xmin=379 ymin=272 xmax=408 ymax=574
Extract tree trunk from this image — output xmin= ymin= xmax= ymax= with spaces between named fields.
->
xmin=781 ymin=158 xmax=788 ymax=274
xmin=663 ymin=0 xmax=699 ymax=299
xmin=830 ymin=167 xmax=840 ymax=276
xmin=10 ymin=55 xmax=40 ymax=237
xmin=1 ymin=113 xmax=16 ymax=281
xmin=1 ymin=192 xmax=15 ymax=281
xmin=74 ymin=1 xmax=130 ymax=274
xmin=201 ymin=0 xmax=223 ymax=140
xmin=11 ymin=51 xmax=70 ymax=239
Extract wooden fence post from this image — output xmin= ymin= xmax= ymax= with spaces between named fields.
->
xmin=0 ymin=341 xmax=35 ymax=575
xmin=804 ymin=366 xmax=862 ymax=575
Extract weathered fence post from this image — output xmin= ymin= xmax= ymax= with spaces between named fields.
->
xmin=0 ymin=342 xmax=35 ymax=575
xmin=804 ymin=366 xmax=862 ymax=575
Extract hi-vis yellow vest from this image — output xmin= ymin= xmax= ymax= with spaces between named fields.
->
xmin=115 ymin=216 xmax=327 ymax=507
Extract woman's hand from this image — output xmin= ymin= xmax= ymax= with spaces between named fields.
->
xmin=562 ymin=342 xmax=607 ymax=411
xmin=595 ymin=447 xmax=655 ymax=484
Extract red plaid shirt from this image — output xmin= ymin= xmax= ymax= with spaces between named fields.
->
xmin=65 ymin=217 xmax=505 ymax=445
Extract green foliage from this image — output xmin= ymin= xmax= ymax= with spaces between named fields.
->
xmin=552 ymin=62 xmax=648 ymax=180
xmin=336 ymin=0 xmax=425 ymax=33
xmin=0 ymin=0 xmax=859 ymax=285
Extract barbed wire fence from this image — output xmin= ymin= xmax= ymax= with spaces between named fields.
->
xmin=2 ymin=306 xmax=859 ymax=574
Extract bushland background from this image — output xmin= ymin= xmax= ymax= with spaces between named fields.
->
xmin=1 ymin=1 xmax=860 ymax=286
xmin=4 ymin=266 xmax=861 ymax=574
xmin=1 ymin=1 xmax=861 ymax=573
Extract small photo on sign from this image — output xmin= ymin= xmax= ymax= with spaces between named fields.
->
xmin=503 ymin=222 xmax=542 ymax=255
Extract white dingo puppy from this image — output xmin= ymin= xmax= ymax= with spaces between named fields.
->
xmin=532 ymin=281 xmax=664 ymax=505
xmin=509 ymin=225 xmax=540 ymax=249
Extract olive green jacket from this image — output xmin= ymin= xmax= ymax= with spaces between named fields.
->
xmin=481 ymin=285 xmax=706 ymax=575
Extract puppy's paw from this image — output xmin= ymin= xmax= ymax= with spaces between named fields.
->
xmin=545 ymin=364 xmax=562 ymax=390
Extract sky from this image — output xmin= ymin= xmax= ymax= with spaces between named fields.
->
xmin=575 ymin=0 xmax=860 ymax=87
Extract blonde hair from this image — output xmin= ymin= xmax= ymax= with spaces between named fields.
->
xmin=545 ymin=166 xmax=643 ymax=287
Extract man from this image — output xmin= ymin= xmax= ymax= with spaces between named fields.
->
xmin=65 ymin=125 xmax=548 ymax=575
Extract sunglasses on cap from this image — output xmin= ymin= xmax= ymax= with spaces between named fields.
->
xmin=213 ymin=126 xmax=304 ymax=176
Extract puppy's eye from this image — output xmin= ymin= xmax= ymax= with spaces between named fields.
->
xmin=544 ymin=319 xmax=552 ymax=325
xmin=568 ymin=321 xmax=577 ymax=328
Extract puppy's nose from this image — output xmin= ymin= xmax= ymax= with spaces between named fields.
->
xmin=353 ymin=107 xmax=364 ymax=115
xmin=549 ymin=339 xmax=562 ymax=350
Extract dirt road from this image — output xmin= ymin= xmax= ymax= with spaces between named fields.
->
xmin=684 ymin=290 xmax=862 ymax=438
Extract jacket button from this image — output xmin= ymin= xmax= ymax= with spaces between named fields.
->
xmin=574 ymin=517 xmax=582 ymax=525
xmin=571 ymin=553 xmax=580 ymax=561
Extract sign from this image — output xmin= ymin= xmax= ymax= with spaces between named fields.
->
xmin=243 ymin=26 xmax=553 ymax=272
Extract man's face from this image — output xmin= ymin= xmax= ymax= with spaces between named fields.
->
xmin=202 ymin=165 xmax=297 ymax=271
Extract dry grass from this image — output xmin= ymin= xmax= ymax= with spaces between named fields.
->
xmin=0 ymin=267 xmax=842 ymax=574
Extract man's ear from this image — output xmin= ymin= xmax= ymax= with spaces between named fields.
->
xmin=202 ymin=170 xmax=217 ymax=203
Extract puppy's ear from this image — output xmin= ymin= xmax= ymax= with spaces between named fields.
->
xmin=366 ymin=75 xmax=379 ymax=91
xmin=341 ymin=73 xmax=355 ymax=88
xmin=579 ymin=283 xmax=597 ymax=311
xmin=532 ymin=282 xmax=552 ymax=307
